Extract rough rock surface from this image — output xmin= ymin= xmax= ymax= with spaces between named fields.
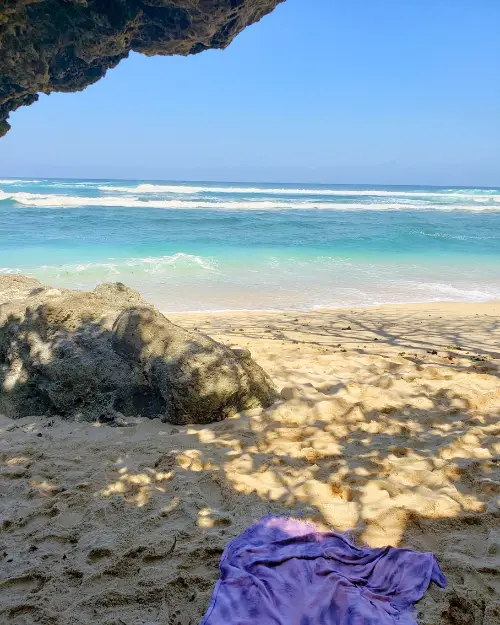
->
xmin=0 ymin=0 xmax=285 ymax=136
xmin=0 ymin=274 xmax=46 ymax=302
xmin=0 ymin=276 xmax=278 ymax=423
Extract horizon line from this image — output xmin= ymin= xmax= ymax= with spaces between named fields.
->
xmin=1 ymin=176 xmax=499 ymax=190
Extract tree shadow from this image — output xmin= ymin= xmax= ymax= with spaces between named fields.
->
xmin=173 ymin=306 xmax=500 ymax=364
xmin=1 ymin=304 xmax=500 ymax=624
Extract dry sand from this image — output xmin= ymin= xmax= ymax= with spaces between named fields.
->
xmin=1 ymin=300 xmax=500 ymax=624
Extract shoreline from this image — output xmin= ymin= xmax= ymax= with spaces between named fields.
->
xmin=163 ymin=298 xmax=500 ymax=316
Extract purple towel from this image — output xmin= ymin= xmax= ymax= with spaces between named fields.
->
xmin=201 ymin=515 xmax=445 ymax=625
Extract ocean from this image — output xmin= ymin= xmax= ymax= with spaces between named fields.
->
xmin=1 ymin=178 xmax=500 ymax=312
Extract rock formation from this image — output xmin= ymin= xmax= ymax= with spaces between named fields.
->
xmin=0 ymin=276 xmax=278 ymax=423
xmin=0 ymin=0 xmax=284 ymax=136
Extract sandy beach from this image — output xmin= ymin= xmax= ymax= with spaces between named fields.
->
xmin=2 ymin=300 xmax=500 ymax=624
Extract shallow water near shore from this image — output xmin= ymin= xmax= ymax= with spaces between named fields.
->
xmin=1 ymin=178 xmax=500 ymax=311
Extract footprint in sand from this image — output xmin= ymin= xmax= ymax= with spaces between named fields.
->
xmin=87 ymin=547 xmax=113 ymax=563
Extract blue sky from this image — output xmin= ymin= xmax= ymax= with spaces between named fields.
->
xmin=1 ymin=0 xmax=499 ymax=185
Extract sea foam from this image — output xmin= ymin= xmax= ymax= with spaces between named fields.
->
xmin=38 ymin=253 xmax=218 ymax=275
xmin=5 ymin=191 xmax=500 ymax=211
xmin=98 ymin=183 xmax=500 ymax=201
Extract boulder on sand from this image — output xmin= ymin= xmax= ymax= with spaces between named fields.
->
xmin=0 ymin=277 xmax=278 ymax=424
xmin=113 ymin=307 xmax=278 ymax=424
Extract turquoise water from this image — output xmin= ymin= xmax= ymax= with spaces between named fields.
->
xmin=1 ymin=178 xmax=500 ymax=311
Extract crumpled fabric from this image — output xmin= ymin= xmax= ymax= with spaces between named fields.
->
xmin=201 ymin=515 xmax=446 ymax=625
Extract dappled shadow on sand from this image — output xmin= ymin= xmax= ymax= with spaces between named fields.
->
xmin=1 ymin=311 xmax=500 ymax=624
xmin=173 ymin=304 xmax=500 ymax=362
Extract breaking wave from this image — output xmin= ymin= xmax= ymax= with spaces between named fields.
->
xmin=38 ymin=253 xmax=219 ymax=275
xmin=0 ymin=179 xmax=40 ymax=185
xmin=4 ymin=191 xmax=500 ymax=211
xmin=98 ymin=182 xmax=500 ymax=201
